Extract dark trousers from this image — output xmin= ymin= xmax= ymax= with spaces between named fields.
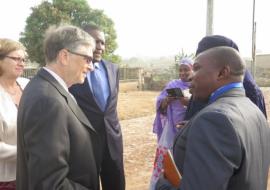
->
xmin=93 ymin=125 xmax=125 ymax=190
xmin=100 ymin=143 xmax=125 ymax=190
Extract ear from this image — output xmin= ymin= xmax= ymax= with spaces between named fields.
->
xmin=57 ymin=49 xmax=69 ymax=66
xmin=217 ymin=65 xmax=230 ymax=80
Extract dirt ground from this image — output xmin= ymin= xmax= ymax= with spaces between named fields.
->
xmin=121 ymin=115 xmax=156 ymax=190
xmin=118 ymin=84 xmax=270 ymax=190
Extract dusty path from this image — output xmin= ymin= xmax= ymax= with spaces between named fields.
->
xmin=121 ymin=115 xmax=156 ymax=190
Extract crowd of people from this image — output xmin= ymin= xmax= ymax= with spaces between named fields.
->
xmin=0 ymin=24 xmax=124 ymax=190
xmin=0 ymin=23 xmax=269 ymax=190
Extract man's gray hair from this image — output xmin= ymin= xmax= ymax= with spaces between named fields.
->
xmin=43 ymin=24 xmax=95 ymax=63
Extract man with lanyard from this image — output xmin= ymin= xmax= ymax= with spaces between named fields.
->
xmin=155 ymin=47 xmax=270 ymax=190
xmin=184 ymin=35 xmax=267 ymax=121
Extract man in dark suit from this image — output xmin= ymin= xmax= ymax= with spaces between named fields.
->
xmin=156 ymin=47 xmax=270 ymax=190
xmin=69 ymin=24 xmax=125 ymax=190
xmin=184 ymin=35 xmax=267 ymax=120
xmin=17 ymin=25 xmax=98 ymax=190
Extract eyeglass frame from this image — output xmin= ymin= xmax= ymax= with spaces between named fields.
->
xmin=66 ymin=49 xmax=93 ymax=64
xmin=5 ymin=56 xmax=27 ymax=63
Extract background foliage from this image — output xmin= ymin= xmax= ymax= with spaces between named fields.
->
xmin=20 ymin=0 xmax=120 ymax=66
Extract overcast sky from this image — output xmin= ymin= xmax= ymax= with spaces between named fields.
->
xmin=1 ymin=0 xmax=270 ymax=58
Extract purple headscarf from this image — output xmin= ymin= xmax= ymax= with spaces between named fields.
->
xmin=179 ymin=57 xmax=193 ymax=68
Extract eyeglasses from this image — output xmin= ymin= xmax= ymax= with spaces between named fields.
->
xmin=5 ymin=56 xmax=26 ymax=63
xmin=66 ymin=49 xmax=93 ymax=64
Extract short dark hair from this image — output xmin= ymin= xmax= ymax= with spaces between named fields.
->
xmin=82 ymin=23 xmax=102 ymax=33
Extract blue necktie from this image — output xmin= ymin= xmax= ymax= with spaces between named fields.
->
xmin=91 ymin=67 xmax=106 ymax=111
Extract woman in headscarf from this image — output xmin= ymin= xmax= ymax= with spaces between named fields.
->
xmin=184 ymin=35 xmax=267 ymax=120
xmin=150 ymin=57 xmax=193 ymax=190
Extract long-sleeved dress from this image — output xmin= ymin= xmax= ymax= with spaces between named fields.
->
xmin=150 ymin=79 xmax=190 ymax=190
xmin=0 ymin=77 xmax=29 ymax=182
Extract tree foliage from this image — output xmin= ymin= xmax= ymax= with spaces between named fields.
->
xmin=20 ymin=0 xmax=120 ymax=66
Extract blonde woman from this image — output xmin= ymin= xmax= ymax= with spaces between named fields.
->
xmin=0 ymin=38 xmax=29 ymax=190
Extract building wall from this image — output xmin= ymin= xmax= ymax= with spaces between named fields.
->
xmin=254 ymin=54 xmax=270 ymax=86
xmin=256 ymin=54 xmax=270 ymax=69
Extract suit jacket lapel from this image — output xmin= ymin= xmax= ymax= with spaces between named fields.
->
xmin=82 ymin=78 xmax=95 ymax=100
xmin=103 ymin=60 xmax=114 ymax=104
xmin=65 ymin=94 xmax=96 ymax=132
xmin=38 ymin=68 xmax=96 ymax=132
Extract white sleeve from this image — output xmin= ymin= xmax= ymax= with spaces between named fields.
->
xmin=0 ymin=115 xmax=17 ymax=161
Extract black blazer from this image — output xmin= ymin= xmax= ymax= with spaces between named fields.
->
xmin=17 ymin=68 xmax=98 ymax=190
xmin=69 ymin=60 xmax=123 ymax=166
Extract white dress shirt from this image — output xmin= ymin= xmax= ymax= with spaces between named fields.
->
xmin=43 ymin=67 xmax=77 ymax=103
xmin=0 ymin=77 xmax=29 ymax=181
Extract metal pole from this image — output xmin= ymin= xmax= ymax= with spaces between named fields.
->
xmin=251 ymin=0 xmax=256 ymax=79
xmin=206 ymin=0 xmax=214 ymax=35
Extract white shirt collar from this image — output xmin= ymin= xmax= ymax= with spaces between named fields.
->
xmin=43 ymin=67 xmax=69 ymax=93
xmin=94 ymin=62 xmax=100 ymax=69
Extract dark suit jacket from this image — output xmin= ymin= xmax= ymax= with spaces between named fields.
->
xmin=157 ymin=88 xmax=270 ymax=190
xmin=17 ymin=69 xmax=98 ymax=190
xmin=69 ymin=60 xmax=123 ymax=167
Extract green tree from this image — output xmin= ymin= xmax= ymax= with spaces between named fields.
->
xmin=20 ymin=0 xmax=120 ymax=66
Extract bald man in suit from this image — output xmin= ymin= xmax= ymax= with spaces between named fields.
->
xmin=156 ymin=47 xmax=270 ymax=190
